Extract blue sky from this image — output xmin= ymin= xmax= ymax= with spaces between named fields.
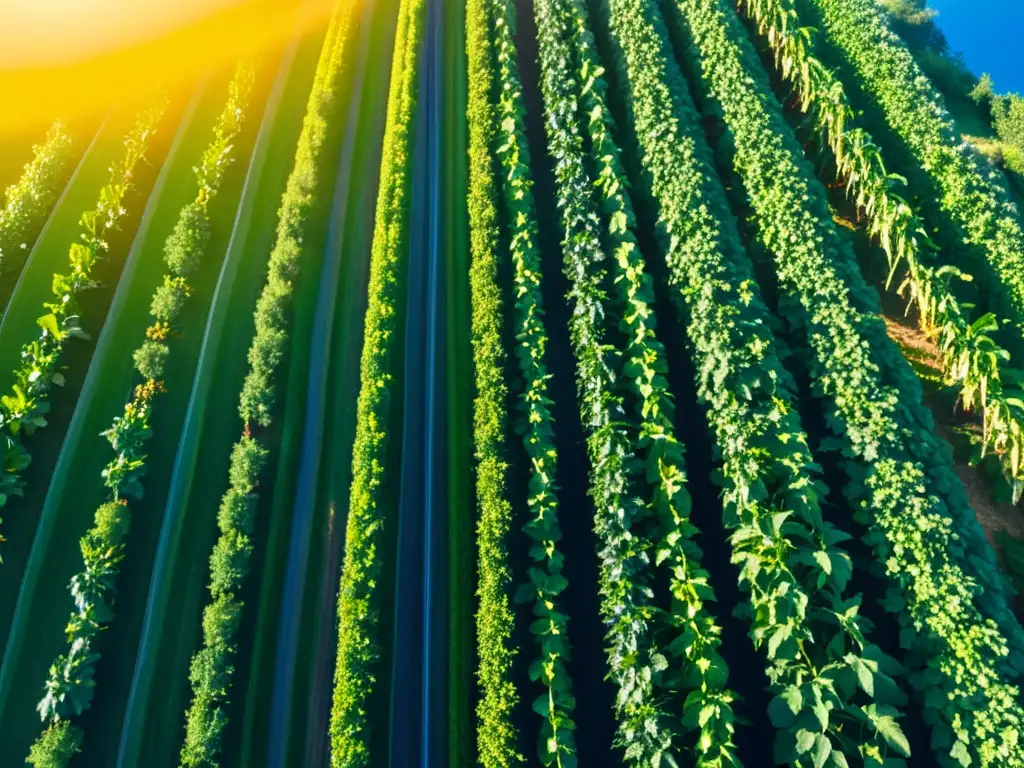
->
xmin=928 ymin=0 xmax=1024 ymax=93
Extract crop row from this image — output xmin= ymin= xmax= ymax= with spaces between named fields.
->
xmin=0 ymin=122 xmax=73 ymax=298
xmin=0 ymin=105 xmax=164 ymax=553
xmin=490 ymin=0 xmax=577 ymax=761
xmin=737 ymin=0 xmax=1024 ymax=508
xmin=589 ymin=0 xmax=917 ymax=763
xmin=177 ymin=14 xmax=355 ymax=766
xmin=469 ymin=0 xmax=577 ymax=762
xmin=662 ymin=0 xmax=1024 ymax=762
xmin=797 ymin=0 xmax=1024 ymax=359
xmin=531 ymin=7 xmax=667 ymax=763
xmin=25 ymin=66 xmax=254 ymax=767
xmin=464 ymin=0 xmax=524 ymax=759
xmin=327 ymin=0 xmax=424 ymax=760
xmin=544 ymin=0 xmax=751 ymax=763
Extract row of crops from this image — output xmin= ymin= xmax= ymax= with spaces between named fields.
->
xmin=0 ymin=0 xmax=1022 ymax=765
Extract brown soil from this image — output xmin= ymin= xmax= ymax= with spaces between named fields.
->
xmin=883 ymin=311 xmax=1024 ymax=616
xmin=882 ymin=314 xmax=944 ymax=384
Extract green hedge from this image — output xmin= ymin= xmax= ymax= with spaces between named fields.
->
xmin=176 ymin=14 xmax=356 ymax=766
xmin=464 ymin=0 xmax=524 ymax=761
xmin=328 ymin=0 xmax=423 ymax=761
xmin=0 ymin=122 xmax=73 ymax=283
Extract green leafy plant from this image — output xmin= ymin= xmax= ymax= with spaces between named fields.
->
xmin=486 ymin=0 xmax=577 ymax=764
xmin=328 ymin=0 xmax=423 ymax=761
xmin=539 ymin=0 xmax=749 ymax=763
xmin=0 ymin=121 xmax=73 ymax=285
xmin=177 ymin=26 xmax=356 ymax=767
xmin=799 ymin=0 xmax=1024 ymax=360
xmin=25 ymin=66 xmax=256 ymax=767
xmin=464 ymin=0 xmax=526 ymax=761
xmin=0 ymin=105 xmax=163 ymax=551
xmin=738 ymin=0 xmax=1024 ymax=506
xmin=660 ymin=0 xmax=1024 ymax=762
xmin=592 ymin=0 xmax=917 ymax=763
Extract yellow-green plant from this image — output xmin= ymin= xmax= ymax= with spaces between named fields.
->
xmin=329 ymin=0 xmax=424 ymax=761
xmin=0 ymin=104 xmax=163 ymax=552
xmin=26 ymin=68 xmax=255 ymax=768
xmin=0 ymin=122 xmax=73 ymax=284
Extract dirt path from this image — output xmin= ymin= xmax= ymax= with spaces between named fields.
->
xmin=387 ymin=0 xmax=446 ymax=759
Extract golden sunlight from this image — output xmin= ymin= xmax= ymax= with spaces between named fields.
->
xmin=0 ymin=0 xmax=335 ymax=136
xmin=1 ymin=0 xmax=241 ymax=67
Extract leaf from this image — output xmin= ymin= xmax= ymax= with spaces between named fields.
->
xmin=796 ymin=729 xmax=816 ymax=754
xmin=533 ymin=693 xmax=551 ymax=718
xmin=37 ymin=313 xmax=61 ymax=338
xmin=949 ymin=740 xmax=970 ymax=768
xmin=813 ymin=549 xmax=832 ymax=575
xmin=768 ymin=693 xmax=797 ymax=728
xmin=865 ymin=705 xmax=911 ymax=758
xmin=768 ymin=622 xmax=792 ymax=659
xmin=813 ymin=733 xmax=832 ymax=768
xmin=847 ymin=654 xmax=874 ymax=696
xmin=781 ymin=685 xmax=803 ymax=716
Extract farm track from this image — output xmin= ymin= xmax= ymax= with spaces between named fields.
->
xmin=441 ymin=0 xmax=472 ymax=757
xmin=388 ymin=0 xmax=446 ymax=755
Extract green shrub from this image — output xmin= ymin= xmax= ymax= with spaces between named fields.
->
xmin=150 ymin=275 xmax=190 ymax=322
xmin=88 ymin=500 xmax=131 ymax=548
xmin=163 ymin=202 xmax=210 ymax=277
xmin=227 ymin=435 xmax=267 ymax=490
xmin=132 ymin=340 xmax=169 ymax=381
xmin=202 ymin=594 xmax=243 ymax=646
xmin=208 ymin=532 xmax=252 ymax=595
xmin=26 ymin=721 xmax=82 ymax=768
xmin=217 ymin=489 xmax=257 ymax=534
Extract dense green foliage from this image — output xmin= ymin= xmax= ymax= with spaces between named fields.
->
xmin=5 ymin=0 xmax=1024 ymax=762
xmin=493 ymin=4 xmax=575 ymax=767
xmin=328 ymin=0 xmax=422 ymax=760
xmin=998 ymin=531 xmax=1024 ymax=597
xmin=533 ymin=0 xmax=740 ymax=761
xmin=0 ymin=122 xmax=73 ymax=287
xmin=982 ymin=91 xmax=1024 ymax=176
xmin=476 ymin=0 xmax=577 ymax=763
xmin=26 ymin=719 xmax=81 ymax=768
xmin=665 ymin=0 xmax=1024 ymax=762
xmin=24 ymin=67 xmax=255 ymax=768
xmin=177 ymin=24 xmax=353 ymax=767
xmin=800 ymin=0 xmax=1024 ymax=355
xmin=594 ymin=0 xmax=914 ymax=763
xmin=465 ymin=0 xmax=525 ymax=759
xmin=0 ymin=105 xmax=163 ymax=551
xmin=739 ymin=0 xmax=1024 ymax=503
xmin=543 ymin=0 xmax=747 ymax=763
